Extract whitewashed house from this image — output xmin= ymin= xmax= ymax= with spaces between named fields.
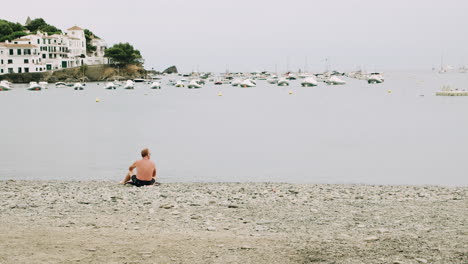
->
xmin=0 ymin=25 xmax=108 ymax=75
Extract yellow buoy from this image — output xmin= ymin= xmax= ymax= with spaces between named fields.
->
xmin=95 ymin=97 xmax=100 ymax=102
xmin=218 ymin=92 xmax=223 ymax=96
xmin=288 ymin=90 xmax=293 ymax=95
xmin=387 ymin=90 xmax=392 ymax=93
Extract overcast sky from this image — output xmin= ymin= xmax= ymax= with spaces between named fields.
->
xmin=3 ymin=0 xmax=467 ymax=72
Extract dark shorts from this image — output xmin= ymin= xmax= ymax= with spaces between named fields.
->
xmin=129 ymin=175 xmax=156 ymax=187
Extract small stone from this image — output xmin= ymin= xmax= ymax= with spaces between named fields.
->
xmin=86 ymin=248 xmax=97 ymax=252
xmin=191 ymin=215 xmax=202 ymax=220
xmin=415 ymin=258 xmax=428 ymax=263
xmin=206 ymin=226 xmax=216 ymax=231
xmin=240 ymin=245 xmax=254 ymax=250
xmin=228 ymin=205 xmax=239 ymax=208
xmin=393 ymin=261 xmax=403 ymax=264
xmin=378 ymin=228 xmax=389 ymax=233
xmin=364 ymin=236 xmax=379 ymax=242
xmin=171 ymin=211 xmax=180 ymax=215
xmin=357 ymin=224 xmax=366 ymax=228
xmin=160 ymin=204 xmax=174 ymax=209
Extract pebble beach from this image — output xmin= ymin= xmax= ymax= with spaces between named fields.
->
xmin=0 ymin=181 xmax=466 ymax=264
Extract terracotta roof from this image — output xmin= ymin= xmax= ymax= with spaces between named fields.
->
xmin=0 ymin=44 xmax=38 ymax=48
xmin=13 ymin=38 xmax=31 ymax=41
xmin=67 ymin=26 xmax=83 ymax=31
xmin=69 ymin=37 xmax=81 ymax=40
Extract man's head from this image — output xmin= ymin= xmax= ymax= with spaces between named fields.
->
xmin=141 ymin=148 xmax=150 ymax=158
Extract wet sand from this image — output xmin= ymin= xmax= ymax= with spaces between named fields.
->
xmin=0 ymin=180 xmax=466 ymax=263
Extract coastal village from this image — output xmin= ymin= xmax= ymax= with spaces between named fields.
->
xmin=0 ymin=18 xmax=107 ymax=75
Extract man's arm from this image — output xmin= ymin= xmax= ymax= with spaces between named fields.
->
xmin=152 ymin=164 xmax=157 ymax=179
xmin=129 ymin=161 xmax=137 ymax=173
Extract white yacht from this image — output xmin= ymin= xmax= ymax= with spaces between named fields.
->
xmin=367 ymin=73 xmax=384 ymax=84
xmin=150 ymin=81 xmax=161 ymax=89
xmin=285 ymin=73 xmax=297 ymax=80
xmin=324 ymin=76 xmax=346 ymax=85
xmin=105 ymin=82 xmax=117 ymax=89
xmin=187 ymin=80 xmax=202 ymax=89
xmin=124 ymin=80 xmax=135 ymax=89
xmin=73 ymin=83 xmax=84 ymax=90
xmin=28 ymin=82 xmax=42 ymax=91
xmin=0 ymin=80 xmax=12 ymax=91
xmin=175 ymin=80 xmax=185 ymax=87
xmin=39 ymin=82 xmax=48 ymax=89
xmin=277 ymin=77 xmax=289 ymax=86
xmin=436 ymin=85 xmax=468 ymax=96
xmin=301 ymin=77 xmax=318 ymax=87
xmin=267 ymin=75 xmax=279 ymax=84
xmin=231 ymin=79 xmax=242 ymax=87
xmin=239 ymin=79 xmax=256 ymax=88
xmin=167 ymin=79 xmax=176 ymax=86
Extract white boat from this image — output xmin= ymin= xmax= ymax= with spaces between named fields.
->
xmin=436 ymin=85 xmax=468 ymax=96
xmin=301 ymin=77 xmax=318 ymax=87
xmin=231 ymin=79 xmax=242 ymax=87
xmin=367 ymin=73 xmax=384 ymax=84
xmin=39 ymin=82 xmax=48 ymax=89
xmin=324 ymin=76 xmax=346 ymax=85
xmin=0 ymin=80 xmax=12 ymax=91
xmin=267 ymin=76 xmax=279 ymax=84
xmin=175 ymin=80 xmax=185 ymax=87
xmin=28 ymin=82 xmax=42 ymax=91
xmin=133 ymin=78 xmax=145 ymax=83
xmin=285 ymin=73 xmax=297 ymax=80
xmin=73 ymin=83 xmax=84 ymax=90
xmin=167 ymin=79 xmax=176 ymax=86
xmin=150 ymin=81 xmax=161 ymax=89
xmin=105 ymin=82 xmax=117 ymax=89
xmin=187 ymin=80 xmax=202 ymax=89
xmin=277 ymin=77 xmax=289 ymax=86
xmin=55 ymin=82 xmax=67 ymax=87
xmin=239 ymin=79 xmax=256 ymax=88
xmin=124 ymin=80 xmax=134 ymax=89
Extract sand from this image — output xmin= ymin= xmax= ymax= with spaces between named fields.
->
xmin=0 ymin=180 xmax=466 ymax=264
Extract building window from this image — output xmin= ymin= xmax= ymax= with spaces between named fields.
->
xmin=42 ymin=54 xmax=46 ymax=59
xmin=17 ymin=49 xmax=21 ymax=55
xmin=8 ymin=68 xmax=13 ymax=73
xmin=24 ymin=59 xmax=29 ymax=64
xmin=18 ymin=67 xmax=22 ymax=73
xmin=0 ymin=59 xmax=3 ymax=64
xmin=9 ymin=49 xmax=13 ymax=55
xmin=24 ymin=68 xmax=29 ymax=73
xmin=8 ymin=59 xmax=12 ymax=64
xmin=37 ymin=39 xmax=40 ymax=44
xmin=0 ymin=69 xmax=3 ymax=73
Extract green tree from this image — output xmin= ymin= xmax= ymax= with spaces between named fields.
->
xmin=0 ymin=20 xmax=26 ymax=41
xmin=26 ymin=18 xmax=62 ymax=35
xmin=84 ymin=29 xmax=98 ymax=54
xmin=104 ymin=43 xmax=143 ymax=66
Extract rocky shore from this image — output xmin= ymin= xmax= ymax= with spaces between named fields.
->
xmin=0 ymin=181 xmax=466 ymax=264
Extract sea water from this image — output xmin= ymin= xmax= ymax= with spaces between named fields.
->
xmin=0 ymin=70 xmax=467 ymax=186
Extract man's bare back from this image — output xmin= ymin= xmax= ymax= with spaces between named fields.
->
xmin=120 ymin=148 xmax=157 ymax=186
xmin=132 ymin=158 xmax=156 ymax=181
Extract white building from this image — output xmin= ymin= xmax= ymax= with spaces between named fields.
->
xmin=0 ymin=26 xmax=108 ymax=75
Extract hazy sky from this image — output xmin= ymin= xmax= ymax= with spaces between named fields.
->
xmin=3 ymin=0 xmax=468 ymax=72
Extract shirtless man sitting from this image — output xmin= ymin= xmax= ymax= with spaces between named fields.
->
xmin=120 ymin=148 xmax=157 ymax=186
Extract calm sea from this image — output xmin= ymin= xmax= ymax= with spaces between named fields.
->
xmin=0 ymin=71 xmax=467 ymax=186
